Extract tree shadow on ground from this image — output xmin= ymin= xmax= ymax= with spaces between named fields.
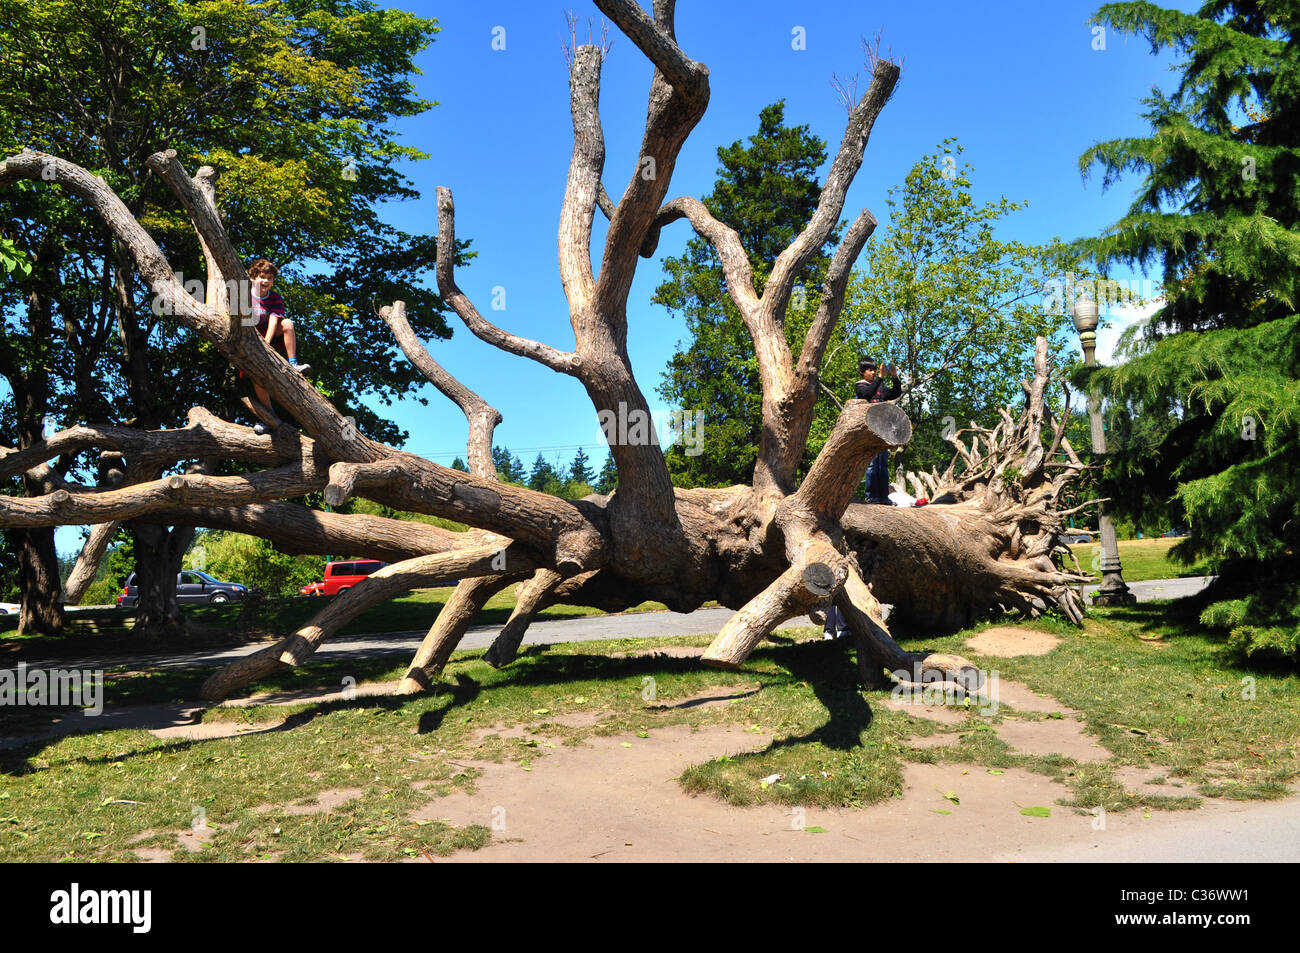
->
xmin=0 ymin=636 xmax=882 ymax=773
xmin=758 ymin=639 xmax=876 ymax=751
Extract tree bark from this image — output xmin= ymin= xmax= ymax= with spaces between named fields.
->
xmin=11 ymin=525 xmax=65 ymax=636
xmin=62 ymin=520 xmax=120 ymax=605
xmin=0 ymin=14 xmax=1093 ymax=709
xmin=127 ymin=520 xmax=194 ymax=637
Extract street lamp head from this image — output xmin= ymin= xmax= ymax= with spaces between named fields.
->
xmin=1070 ymin=295 xmax=1099 ymax=335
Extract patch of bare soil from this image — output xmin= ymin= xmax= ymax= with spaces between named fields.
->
xmin=466 ymin=709 xmax=608 ymax=746
xmin=175 ymin=821 xmax=233 ymax=853
xmin=906 ymin=733 xmax=962 ymax=750
xmin=964 ymin=627 xmax=1060 ymax=657
xmin=992 ymin=715 xmax=1110 ymax=762
xmin=1113 ymin=766 xmax=1190 ymax=798
xmin=280 ymin=787 xmax=366 ymax=816
xmin=996 ymin=679 xmax=1079 ymax=715
xmin=414 ymin=721 xmax=1240 ymax=863
xmin=150 ymin=718 xmax=285 ymax=741
xmin=220 ymin=680 xmax=403 ymax=708
xmin=132 ymin=847 xmax=173 ymax=862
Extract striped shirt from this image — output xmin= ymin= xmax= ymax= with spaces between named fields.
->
xmin=252 ymin=289 xmax=285 ymax=335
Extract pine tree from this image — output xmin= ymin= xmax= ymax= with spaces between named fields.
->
xmin=595 ymin=451 xmax=618 ymax=495
xmin=527 ymin=453 xmax=558 ymax=493
xmin=450 ymin=457 xmax=469 ymax=472
xmin=654 ymin=101 xmax=836 ymax=486
xmin=569 ymin=446 xmax=593 ymax=486
xmin=1081 ymin=0 xmax=1300 ymax=659
xmin=492 ymin=445 xmax=524 ymax=484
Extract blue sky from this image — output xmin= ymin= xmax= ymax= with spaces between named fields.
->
xmin=57 ymin=0 xmax=1196 ymax=556
xmin=366 ymin=0 xmax=1189 ymax=469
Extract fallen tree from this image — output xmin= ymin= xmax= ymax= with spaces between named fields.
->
xmin=0 ymin=0 xmax=1090 ymax=703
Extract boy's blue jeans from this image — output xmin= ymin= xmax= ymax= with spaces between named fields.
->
xmin=866 ymin=450 xmax=890 ymax=502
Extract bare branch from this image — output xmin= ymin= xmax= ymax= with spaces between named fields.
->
xmin=0 ymin=406 xmax=304 ymax=481
xmin=794 ymin=400 xmax=911 ymax=521
xmin=592 ymin=0 xmax=705 ymax=98
xmin=146 ymin=149 xmax=249 ymax=322
xmin=764 ymin=60 xmax=900 ymax=320
xmin=559 ymin=45 xmax=605 ymax=316
xmin=396 ymin=574 xmax=529 ymax=693
xmin=380 ymin=301 xmax=502 ymax=478
xmin=0 ymin=149 xmax=380 ymax=461
xmin=0 ymin=460 xmax=329 ymax=530
xmin=483 ymin=567 xmax=566 ymax=667
xmin=591 ymin=0 xmax=709 ymax=319
xmin=646 ymin=197 xmax=760 ymax=313
xmin=157 ymin=500 xmax=465 ymax=562
xmin=797 ymin=208 xmax=877 ymax=381
xmin=818 ymin=380 xmax=845 ymax=412
xmin=200 ymin=544 xmax=540 ymax=701
xmin=435 ymin=187 xmax=580 ymax=375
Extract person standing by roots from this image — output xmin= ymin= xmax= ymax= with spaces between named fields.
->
xmin=855 ymin=357 xmax=901 ymax=503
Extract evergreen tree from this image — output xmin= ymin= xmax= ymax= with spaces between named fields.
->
xmin=654 ymin=101 xmax=836 ymax=486
xmin=595 ymin=451 xmax=618 ymax=495
xmin=527 ymin=453 xmax=559 ymax=493
xmin=492 ymin=445 xmax=524 ymax=484
xmin=1081 ymin=0 xmax=1300 ymax=659
xmin=450 ymin=457 xmax=469 ymax=472
xmin=569 ymin=447 xmax=593 ymax=486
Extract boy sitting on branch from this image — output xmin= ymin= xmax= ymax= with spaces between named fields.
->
xmin=243 ymin=258 xmax=310 ymax=432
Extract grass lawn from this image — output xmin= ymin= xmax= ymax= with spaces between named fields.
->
xmin=0 ymin=598 xmax=1295 ymax=861
xmin=1066 ymin=537 xmax=1216 ymax=582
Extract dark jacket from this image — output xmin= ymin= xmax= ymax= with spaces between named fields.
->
xmin=855 ymin=373 xmax=901 ymax=402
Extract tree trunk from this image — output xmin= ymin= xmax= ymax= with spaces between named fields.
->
xmin=0 ymin=11 xmax=1093 ymax=707
xmin=10 ymin=526 xmax=64 ymax=636
xmin=127 ymin=521 xmax=194 ymax=637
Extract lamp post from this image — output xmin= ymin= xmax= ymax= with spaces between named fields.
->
xmin=1070 ymin=294 xmax=1136 ymax=606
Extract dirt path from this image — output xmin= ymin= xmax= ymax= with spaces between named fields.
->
xmin=416 ymin=686 xmax=1286 ymax=863
xmin=407 ymin=627 xmax=1280 ymax=862
xmin=10 ymin=619 xmax=1292 ymax=862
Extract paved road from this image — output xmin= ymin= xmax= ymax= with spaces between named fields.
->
xmin=995 ymin=794 xmax=1300 ymax=863
xmin=16 ymin=576 xmax=1213 ymax=673
xmin=1082 ymin=575 xmax=1212 ymax=604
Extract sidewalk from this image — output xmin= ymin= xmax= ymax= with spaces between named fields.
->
xmin=14 ymin=576 xmax=1214 ymax=672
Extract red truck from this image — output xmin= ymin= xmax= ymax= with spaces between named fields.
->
xmin=300 ymin=559 xmax=387 ymax=596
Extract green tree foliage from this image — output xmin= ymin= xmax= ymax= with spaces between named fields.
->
xmin=185 ymin=531 xmax=325 ymax=599
xmin=527 ymin=453 xmax=562 ymax=495
xmin=0 ymin=0 xmax=448 ymax=627
xmin=655 ymin=101 xmax=836 ymax=486
xmin=570 ymin=446 xmax=593 ymax=486
xmin=492 ymin=445 xmax=525 ymax=484
xmin=450 ymin=457 xmax=469 ymax=472
xmin=0 ymin=0 xmax=450 ymax=443
xmin=595 ymin=451 xmax=618 ymax=495
xmin=0 ymin=236 xmax=29 ymax=278
xmin=828 ymin=141 xmax=1075 ymax=476
xmin=1080 ymin=0 xmax=1300 ymax=660
xmin=80 ymin=541 xmax=138 ymax=606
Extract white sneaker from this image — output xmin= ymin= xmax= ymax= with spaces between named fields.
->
xmin=292 ymin=362 xmax=312 ymax=375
